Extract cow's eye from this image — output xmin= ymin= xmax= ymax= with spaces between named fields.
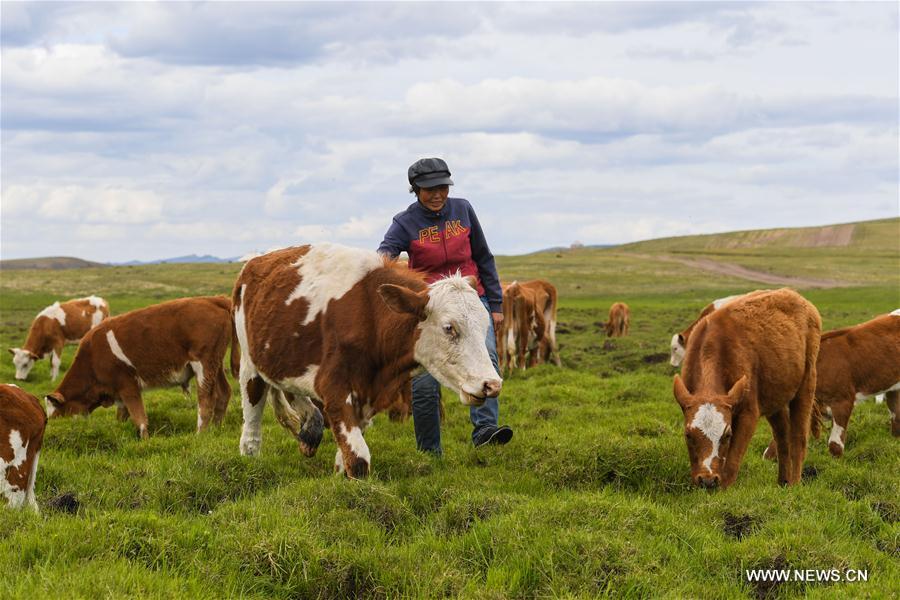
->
xmin=443 ymin=324 xmax=456 ymax=338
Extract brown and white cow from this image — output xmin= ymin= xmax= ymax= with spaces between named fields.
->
xmin=233 ymin=244 xmax=501 ymax=478
xmin=673 ymin=289 xmax=821 ymax=489
xmin=605 ymin=302 xmax=630 ymax=337
xmin=762 ymin=311 xmax=900 ymax=459
xmin=1 ymin=384 xmax=46 ymax=512
xmin=44 ymin=296 xmax=237 ymax=439
xmin=9 ymin=296 xmax=110 ymax=381
xmin=669 ymin=291 xmax=771 ymax=367
xmin=498 ymin=280 xmax=561 ymax=373
xmin=524 ymin=279 xmax=562 ymax=368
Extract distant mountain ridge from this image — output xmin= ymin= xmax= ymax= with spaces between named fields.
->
xmin=112 ymin=254 xmax=239 ymax=266
xmin=0 ymin=256 xmax=108 ymax=270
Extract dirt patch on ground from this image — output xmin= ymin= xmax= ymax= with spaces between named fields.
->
xmin=47 ymin=492 xmax=80 ymax=514
xmin=801 ymin=465 xmax=819 ymax=481
xmin=642 ymin=353 xmax=669 ymax=364
xmin=722 ymin=512 xmax=759 ymax=539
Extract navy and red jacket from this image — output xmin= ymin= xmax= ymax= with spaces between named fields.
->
xmin=378 ymin=197 xmax=503 ymax=313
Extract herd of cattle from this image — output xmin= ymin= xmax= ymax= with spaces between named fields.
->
xmin=1 ymin=243 xmax=898 ymax=509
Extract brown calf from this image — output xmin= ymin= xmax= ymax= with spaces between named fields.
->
xmin=1 ymin=384 xmax=46 ymax=512
xmin=605 ymin=302 xmax=630 ymax=337
xmin=673 ymin=289 xmax=821 ymax=489
xmin=45 ymin=297 xmax=237 ymax=439
xmin=9 ymin=296 xmax=110 ymax=381
xmin=233 ymin=244 xmax=500 ymax=478
xmin=763 ymin=311 xmax=900 ymax=459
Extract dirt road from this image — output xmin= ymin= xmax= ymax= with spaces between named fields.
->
xmin=641 ymin=255 xmax=850 ymax=288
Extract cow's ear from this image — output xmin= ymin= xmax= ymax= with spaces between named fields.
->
xmin=45 ymin=392 xmax=64 ymax=406
xmin=378 ymin=284 xmax=428 ymax=320
xmin=726 ymin=376 xmax=749 ymax=409
xmin=463 ymin=276 xmax=478 ymax=291
xmin=28 ymin=350 xmax=40 ymax=359
xmin=677 ymin=333 xmax=685 ymax=346
xmin=673 ymin=374 xmax=692 ymax=410
xmin=7 ymin=347 xmax=16 ymax=356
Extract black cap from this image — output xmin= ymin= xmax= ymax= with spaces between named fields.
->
xmin=408 ymin=157 xmax=454 ymax=188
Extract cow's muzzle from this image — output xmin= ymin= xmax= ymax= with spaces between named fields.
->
xmin=696 ymin=474 xmax=720 ymax=489
xmin=482 ymin=379 xmax=502 ymax=398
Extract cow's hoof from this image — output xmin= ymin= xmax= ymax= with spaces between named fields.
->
xmin=297 ymin=412 xmax=324 ymax=457
xmin=828 ymin=442 xmax=844 ymax=457
xmin=345 ymin=458 xmax=370 ymax=480
xmin=240 ymin=438 xmax=261 ymax=456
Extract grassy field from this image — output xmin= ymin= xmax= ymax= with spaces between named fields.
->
xmin=0 ymin=228 xmax=898 ymax=599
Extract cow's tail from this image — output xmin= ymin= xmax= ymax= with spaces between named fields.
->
xmin=810 ymin=398 xmax=822 ymax=439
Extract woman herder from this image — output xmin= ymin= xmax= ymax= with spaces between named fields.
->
xmin=378 ymin=157 xmax=513 ymax=454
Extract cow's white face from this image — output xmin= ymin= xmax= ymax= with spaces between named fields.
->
xmin=674 ymin=374 xmax=747 ymax=489
xmin=416 ymin=277 xmax=501 ymax=405
xmin=8 ymin=348 xmax=37 ymax=380
xmin=670 ymin=333 xmax=685 ymax=367
xmin=379 ymin=275 xmax=502 ymax=406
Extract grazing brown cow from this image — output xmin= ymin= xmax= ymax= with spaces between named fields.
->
xmin=605 ymin=302 xmax=630 ymax=337
xmin=233 ymin=244 xmax=501 ymax=478
xmin=673 ymin=289 xmax=821 ymax=489
xmin=1 ymin=384 xmax=46 ymax=512
xmin=669 ymin=291 xmax=771 ymax=367
xmin=44 ymin=297 xmax=237 ymax=439
xmin=9 ymin=296 xmax=110 ymax=381
xmin=523 ymin=279 xmax=561 ymax=367
xmin=762 ymin=311 xmax=900 ymax=459
xmin=498 ymin=280 xmax=561 ymax=372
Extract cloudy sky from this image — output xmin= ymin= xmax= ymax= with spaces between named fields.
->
xmin=2 ymin=2 xmax=897 ymax=262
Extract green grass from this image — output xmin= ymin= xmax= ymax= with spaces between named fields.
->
xmin=1 ymin=243 xmax=898 ymax=598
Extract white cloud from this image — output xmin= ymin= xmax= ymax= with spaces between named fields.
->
xmin=3 ymin=184 xmax=165 ymax=224
xmin=1 ymin=2 xmax=896 ymax=262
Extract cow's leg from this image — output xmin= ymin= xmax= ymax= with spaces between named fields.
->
xmin=787 ymin=366 xmax=816 ymax=482
xmin=828 ymin=398 xmax=853 ymax=457
xmin=516 ymin=312 xmax=530 ymax=371
xmin=885 ymin=391 xmax=900 ymax=437
xmin=49 ymin=343 xmax=63 ymax=381
xmin=271 ymin=391 xmax=325 ymax=458
xmin=192 ymin=361 xmax=216 ymax=432
xmin=1 ymin=437 xmax=34 ymax=509
xmin=719 ymin=410 xmax=759 ymax=489
xmin=25 ymin=448 xmax=40 ymax=513
xmin=327 ymin=395 xmax=370 ymax=479
xmin=115 ymin=400 xmax=129 ymax=422
xmin=505 ymin=324 xmax=517 ymax=373
xmin=211 ymin=368 xmax=231 ymax=426
xmin=119 ymin=382 xmax=149 ymax=439
xmin=546 ymin=315 xmax=561 ymax=367
xmin=239 ymin=374 xmax=268 ymax=456
xmin=765 ymin=409 xmax=793 ymax=485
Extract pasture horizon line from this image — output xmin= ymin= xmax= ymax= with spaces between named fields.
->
xmin=1 ymin=214 xmax=895 ymax=266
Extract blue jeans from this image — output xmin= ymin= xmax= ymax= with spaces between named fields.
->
xmin=411 ymin=296 xmax=500 ymax=454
